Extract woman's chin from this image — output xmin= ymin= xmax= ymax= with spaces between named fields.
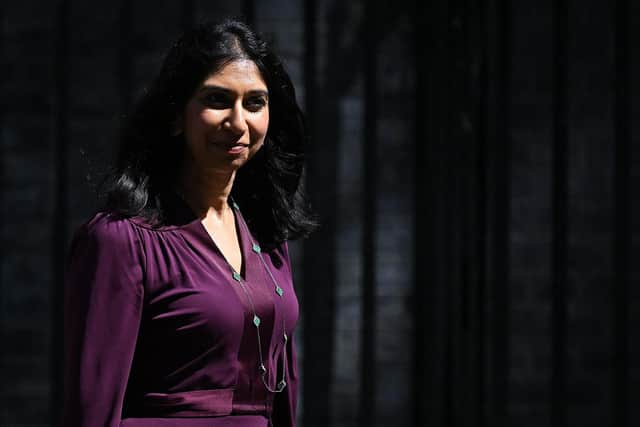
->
xmin=203 ymin=157 xmax=249 ymax=175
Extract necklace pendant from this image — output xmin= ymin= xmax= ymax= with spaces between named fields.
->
xmin=275 ymin=285 xmax=283 ymax=296
xmin=232 ymin=271 xmax=241 ymax=282
xmin=259 ymin=363 xmax=267 ymax=374
xmin=252 ymin=243 xmax=261 ymax=253
xmin=253 ymin=314 xmax=261 ymax=327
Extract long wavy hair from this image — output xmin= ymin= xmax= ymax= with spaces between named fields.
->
xmin=102 ymin=19 xmax=318 ymax=248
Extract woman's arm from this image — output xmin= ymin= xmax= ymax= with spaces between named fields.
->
xmin=270 ymin=240 xmax=300 ymax=427
xmin=61 ymin=214 xmax=145 ymax=427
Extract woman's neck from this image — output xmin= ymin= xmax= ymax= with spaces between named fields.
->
xmin=177 ymin=168 xmax=236 ymax=220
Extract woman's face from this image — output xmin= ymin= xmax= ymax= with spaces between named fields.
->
xmin=180 ymin=59 xmax=269 ymax=175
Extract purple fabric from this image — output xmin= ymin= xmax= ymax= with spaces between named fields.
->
xmin=62 ymin=193 xmax=299 ymax=427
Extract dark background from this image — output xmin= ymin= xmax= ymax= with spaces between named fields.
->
xmin=1 ymin=1 xmax=639 ymax=426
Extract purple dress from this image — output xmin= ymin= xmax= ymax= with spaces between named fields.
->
xmin=62 ymin=193 xmax=299 ymax=427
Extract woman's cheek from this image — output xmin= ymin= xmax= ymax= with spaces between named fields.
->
xmin=201 ymin=109 xmax=222 ymax=126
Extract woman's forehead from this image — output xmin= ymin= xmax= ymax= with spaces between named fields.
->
xmin=201 ymin=59 xmax=267 ymax=90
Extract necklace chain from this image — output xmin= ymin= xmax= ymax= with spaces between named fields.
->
xmin=172 ymin=190 xmax=289 ymax=393
xmin=229 ymin=198 xmax=288 ymax=393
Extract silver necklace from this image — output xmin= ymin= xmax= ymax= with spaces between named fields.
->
xmin=228 ymin=198 xmax=288 ymax=393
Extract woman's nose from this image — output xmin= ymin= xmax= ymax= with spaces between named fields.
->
xmin=224 ymin=103 xmax=248 ymax=134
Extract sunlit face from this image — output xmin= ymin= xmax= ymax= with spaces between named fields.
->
xmin=179 ymin=59 xmax=269 ymax=175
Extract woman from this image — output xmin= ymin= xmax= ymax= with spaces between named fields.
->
xmin=62 ymin=19 xmax=317 ymax=427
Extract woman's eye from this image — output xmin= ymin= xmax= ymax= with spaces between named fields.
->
xmin=201 ymin=93 xmax=267 ymax=111
xmin=203 ymin=94 xmax=230 ymax=108
xmin=245 ymin=97 xmax=267 ymax=112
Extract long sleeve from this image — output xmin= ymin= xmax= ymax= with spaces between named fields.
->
xmin=61 ymin=215 xmax=145 ymax=427
xmin=270 ymin=331 xmax=299 ymax=427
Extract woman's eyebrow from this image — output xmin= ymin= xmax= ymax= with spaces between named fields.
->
xmin=198 ymin=85 xmax=268 ymax=97
xmin=247 ymin=89 xmax=269 ymax=98
xmin=198 ymin=85 xmax=232 ymax=96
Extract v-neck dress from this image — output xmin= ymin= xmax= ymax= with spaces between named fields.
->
xmin=61 ymin=194 xmax=300 ymax=427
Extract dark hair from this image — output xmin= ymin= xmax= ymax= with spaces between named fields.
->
xmin=102 ymin=19 xmax=317 ymax=248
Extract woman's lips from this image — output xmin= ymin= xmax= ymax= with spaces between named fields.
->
xmin=227 ymin=144 xmax=248 ymax=154
xmin=211 ymin=140 xmax=249 ymax=154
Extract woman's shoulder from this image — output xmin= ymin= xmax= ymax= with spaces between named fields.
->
xmin=71 ymin=208 xmax=193 ymax=255
xmin=66 ymin=211 xmax=146 ymax=296
xmin=72 ymin=211 xmax=145 ymax=251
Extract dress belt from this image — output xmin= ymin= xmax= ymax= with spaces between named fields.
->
xmin=140 ymin=389 xmax=234 ymax=417
xmin=138 ymin=389 xmax=273 ymax=418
